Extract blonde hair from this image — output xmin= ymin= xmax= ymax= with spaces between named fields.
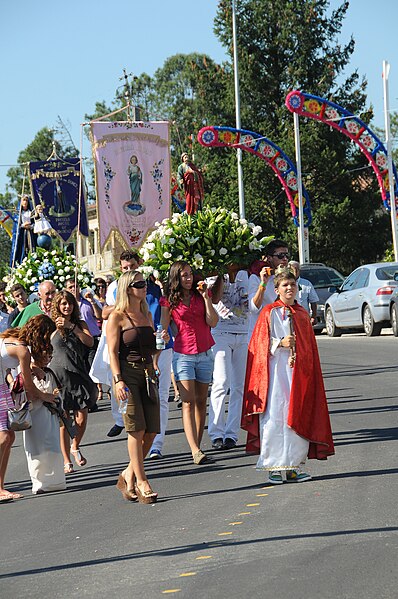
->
xmin=114 ymin=270 xmax=149 ymax=317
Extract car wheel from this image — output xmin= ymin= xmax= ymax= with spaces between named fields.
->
xmin=391 ymin=303 xmax=398 ymax=337
xmin=325 ymin=308 xmax=341 ymax=337
xmin=363 ymin=305 xmax=382 ymax=337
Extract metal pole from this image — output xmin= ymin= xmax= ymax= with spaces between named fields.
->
xmin=383 ymin=60 xmax=398 ymax=261
xmin=293 ymin=112 xmax=308 ymax=263
xmin=232 ymin=0 xmax=245 ymax=218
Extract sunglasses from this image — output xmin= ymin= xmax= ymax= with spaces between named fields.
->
xmin=272 ymin=252 xmax=290 ymax=259
xmin=129 ymin=280 xmax=147 ymax=289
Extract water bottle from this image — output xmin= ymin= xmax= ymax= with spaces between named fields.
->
xmin=156 ymin=324 xmax=165 ymax=350
xmin=118 ymin=388 xmax=129 ymax=414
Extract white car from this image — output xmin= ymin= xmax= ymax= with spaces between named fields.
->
xmin=324 ymin=262 xmax=398 ymax=337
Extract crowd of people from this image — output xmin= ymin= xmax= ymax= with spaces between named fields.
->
xmin=0 ymin=242 xmax=334 ymax=505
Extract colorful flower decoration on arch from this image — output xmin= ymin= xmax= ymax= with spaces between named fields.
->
xmin=285 ymin=90 xmax=398 ymax=212
xmin=197 ymin=125 xmax=312 ymax=227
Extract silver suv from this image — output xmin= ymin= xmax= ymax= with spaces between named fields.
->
xmin=299 ymin=263 xmax=345 ymax=333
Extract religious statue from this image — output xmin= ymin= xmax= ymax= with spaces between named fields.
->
xmin=177 ymin=152 xmax=204 ymax=215
xmin=12 ymin=195 xmax=37 ymax=266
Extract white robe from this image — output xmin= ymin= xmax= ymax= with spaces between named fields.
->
xmin=23 ymin=372 xmax=66 ymax=494
xmin=256 ymin=306 xmax=309 ymax=471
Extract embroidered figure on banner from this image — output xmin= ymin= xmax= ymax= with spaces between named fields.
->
xmin=49 ymin=177 xmax=74 ymax=217
xmin=124 ymin=155 xmax=145 ymax=216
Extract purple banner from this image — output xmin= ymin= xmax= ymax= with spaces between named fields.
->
xmin=29 ymin=157 xmax=89 ymax=242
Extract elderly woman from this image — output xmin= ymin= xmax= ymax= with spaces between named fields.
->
xmin=50 ymin=290 xmax=97 ymax=474
xmin=0 ymin=315 xmax=57 ymax=502
xmin=107 ymin=270 xmax=168 ymax=504
xmin=160 ymin=261 xmax=218 ymax=465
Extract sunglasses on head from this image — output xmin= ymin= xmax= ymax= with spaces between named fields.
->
xmin=272 ymin=252 xmax=290 ymax=259
xmin=129 ymin=280 xmax=146 ymax=289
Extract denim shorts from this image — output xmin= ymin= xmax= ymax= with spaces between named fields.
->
xmin=172 ymin=350 xmax=214 ymax=384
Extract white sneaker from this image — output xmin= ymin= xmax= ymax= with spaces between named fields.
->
xmin=148 ymin=449 xmax=163 ymax=460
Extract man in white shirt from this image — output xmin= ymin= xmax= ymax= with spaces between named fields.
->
xmin=208 ymin=267 xmax=249 ymax=450
xmin=288 ymin=261 xmax=319 ymax=325
xmin=248 ymin=239 xmax=290 ymax=339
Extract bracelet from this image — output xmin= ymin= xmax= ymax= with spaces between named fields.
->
xmin=259 ymin=282 xmax=267 ymax=289
xmin=113 ymin=374 xmax=123 ymax=384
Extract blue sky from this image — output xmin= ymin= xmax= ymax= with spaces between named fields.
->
xmin=1 ymin=0 xmax=397 ymax=195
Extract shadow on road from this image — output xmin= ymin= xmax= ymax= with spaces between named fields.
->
xmin=1 ymin=525 xmax=397 ymax=580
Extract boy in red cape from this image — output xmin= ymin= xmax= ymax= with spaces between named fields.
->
xmin=241 ymin=266 xmax=334 ymax=484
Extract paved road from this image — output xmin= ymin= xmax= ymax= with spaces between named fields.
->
xmin=1 ymin=332 xmax=398 ymax=598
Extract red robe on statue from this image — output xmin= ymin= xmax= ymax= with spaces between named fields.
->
xmin=241 ymin=299 xmax=335 ymax=460
xmin=181 ymin=163 xmax=204 ymax=214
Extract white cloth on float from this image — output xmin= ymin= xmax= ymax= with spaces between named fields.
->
xmin=23 ymin=371 xmax=66 ymax=494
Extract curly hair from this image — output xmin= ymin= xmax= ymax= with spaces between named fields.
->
xmin=0 ymin=314 xmax=56 ymax=360
xmin=51 ymin=290 xmax=81 ymax=339
xmin=166 ymin=261 xmax=196 ymax=310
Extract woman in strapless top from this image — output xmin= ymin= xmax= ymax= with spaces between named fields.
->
xmin=107 ymin=270 xmax=169 ymax=504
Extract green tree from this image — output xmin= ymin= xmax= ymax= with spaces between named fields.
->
xmin=213 ymin=0 xmax=389 ymax=271
xmin=7 ymin=127 xmax=78 ymax=198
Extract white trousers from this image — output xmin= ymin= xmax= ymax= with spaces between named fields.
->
xmin=111 ymin=389 xmax=124 ymax=428
xmin=150 ymin=348 xmax=173 ymax=452
xmin=208 ymin=332 xmax=248 ymax=442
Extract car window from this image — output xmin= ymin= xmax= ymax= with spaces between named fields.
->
xmin=353 ymin=268 xmax=370 ymax=289
xmin=375 ymin=266 xmax=398 ymax=281
xmin=300 ymin=268 xmax=344 ymax=289
xmin=341 ymin=270 xmax=361 ymax=292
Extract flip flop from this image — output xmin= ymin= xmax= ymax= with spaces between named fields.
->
xmin=64 ymin=462 xmax=74 ymax=474
xmin=0 ymin=491 xmax=22 ymax=500
xmin=0 ymin=494 xmax=13 ymax=503
xmin=71 ymin=448 xmax=87 ymax=467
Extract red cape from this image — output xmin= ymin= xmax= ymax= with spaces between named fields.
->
xmin=183 ymin=164 xmax=204 ymax=215
xmin=241 ymin=299 xmax=334 ymax=460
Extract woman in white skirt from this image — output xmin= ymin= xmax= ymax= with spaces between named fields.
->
xmin=23 ymin=351 xmax=66 ymax=494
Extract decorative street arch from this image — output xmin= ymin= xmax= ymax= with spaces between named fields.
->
xmin=197 ymin=125 xmax=312 ymax=227
xmin=285 ymin=90 xmax=398 ymax=211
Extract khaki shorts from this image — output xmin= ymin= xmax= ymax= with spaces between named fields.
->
xmin=119 ymin=361 xmax=160 ymax=433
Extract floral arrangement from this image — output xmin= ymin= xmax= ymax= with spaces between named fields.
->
xmin=5 ymin=247 xmax=94 ymax=293
xmin=139 ymin=206 xmax=272 ymax=277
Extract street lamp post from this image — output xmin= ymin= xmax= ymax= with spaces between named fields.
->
xmin=383 ymin=60 xmax=398 ymax=261
xmin=232 ymin=0 xmax=245 ymax=219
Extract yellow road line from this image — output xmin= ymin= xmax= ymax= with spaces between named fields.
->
xmin=246 ymin=503 xmax=260 ymax=507
xmin=229 ymin=521 xmax=243 ymax=525
xmin=179 ymin=572 xmax=196 ymax=577
xmin=162 ymin=590 xmax=181 ymax=594
xmin=218 ymin=531 xmax=233 ymax=536
xmin=238 ymin=511 xmax=251 ymax=515
xmin=195 ymin=555 xmax=213 ymax=560
xmin=256 ymin=493 xmax=269 ymax=497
